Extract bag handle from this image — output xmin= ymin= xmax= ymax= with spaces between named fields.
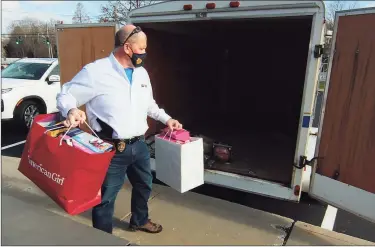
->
xmin=162 ymin=129 xmax=172 ymax=142
xmin=43 ymin=124 xmax=66 ymax=133
xmin=53 ymin=121 xmax=100 ymax=146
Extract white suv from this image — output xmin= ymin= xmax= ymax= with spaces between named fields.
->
xmin=1 ymin=58 xmax=61 ymax=129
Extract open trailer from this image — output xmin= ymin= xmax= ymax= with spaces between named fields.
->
xmin=56 ymin=1 xmax=375 ymax=223
xmin=129 ymin=0 xmax=326 ymax=201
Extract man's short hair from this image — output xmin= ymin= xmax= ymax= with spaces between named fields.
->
xmin=114 ymin=28 xmax=127 ymax=48
xmin=115 ymin=26 xmax=143 ymax=48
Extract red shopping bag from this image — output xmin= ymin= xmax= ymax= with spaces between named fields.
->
xmin=18 ymin=113 xmax=115 ymax=215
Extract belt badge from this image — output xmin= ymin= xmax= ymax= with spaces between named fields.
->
xmin=117 ymin=141 xmax=126 ymax=152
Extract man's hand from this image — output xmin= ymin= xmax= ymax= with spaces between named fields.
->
xmin=63 ymin=108 xmax=86 ymax=128
xmin=166 ymin=118 xmax=183 ymax=131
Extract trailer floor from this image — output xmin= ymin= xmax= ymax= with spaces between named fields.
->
xmin=193 ymin=124 xmax=296 ymax=185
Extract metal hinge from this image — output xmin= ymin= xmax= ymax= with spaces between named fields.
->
xmin=293 ymin=156 xmax=322 ymax=169
xmin=314 ymin=44 xmax=324 ymax=58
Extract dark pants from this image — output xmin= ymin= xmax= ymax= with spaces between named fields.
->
xmin=92 ymin=139 xmax=152 ymax=234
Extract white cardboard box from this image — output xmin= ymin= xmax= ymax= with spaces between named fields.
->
xmin=155 ymin=136 xmax=204 ymax=193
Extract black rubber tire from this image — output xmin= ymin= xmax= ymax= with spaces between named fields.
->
xmin=14 ymin=100 xmax=42 ymax=130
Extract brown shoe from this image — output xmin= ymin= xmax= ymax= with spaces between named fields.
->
xmin=128 ymin=219 xmax=163 ymax=233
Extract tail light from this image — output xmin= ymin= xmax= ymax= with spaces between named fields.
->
xmin=229 ymin=1 xmax=240 ymax=8
xmin=183 ymin=4 xmax=193 ymax=10
xmin=206 ymin=3 xmax=216 ymax=9
xmin=213 ymin=143 xmax=232 ymax=163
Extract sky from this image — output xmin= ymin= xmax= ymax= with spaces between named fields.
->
xmin=2 ymin=0 xmax=375 ymax=33
xmin=2 ymin=1 xmax=107 ymax=33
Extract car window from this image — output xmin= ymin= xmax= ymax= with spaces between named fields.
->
xmin=48 ymin=64 xmax=60 ymax=77
xmin=1 ymin=62 xmax=51 ymax=80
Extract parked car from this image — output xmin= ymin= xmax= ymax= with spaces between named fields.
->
xmin=1 ymin=58 xmax=60 ymax=129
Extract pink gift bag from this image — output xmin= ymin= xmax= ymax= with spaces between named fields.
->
xmin=161 ymin=128 xmax=190 ymax=142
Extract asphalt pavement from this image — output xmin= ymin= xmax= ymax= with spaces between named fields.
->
xmin=2 ymin=194 xmax=127 ymax=246
xmin=2 ymin=120 xmax=375 ymax=243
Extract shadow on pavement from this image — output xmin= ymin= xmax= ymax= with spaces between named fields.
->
xmin=154 ymin=178 xmax=326 ymax=226
xmin=155 ymin=179 xmax=375 ymax=243
xmin=2 ymin=144 xmax=25 ymax=158
xmin=1 ymin=120 xmax=28 ymax=158
xmin=193 ymin=184 xmax=326 ymax=225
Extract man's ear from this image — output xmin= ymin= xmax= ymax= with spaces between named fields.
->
xmin=124 ymin=43 xmax=131 ymax=55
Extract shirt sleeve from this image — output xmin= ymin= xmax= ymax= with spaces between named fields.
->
xmin=147 ymin=84 xmax=171 ymax=125
xmin=56 ymin=67 xmax=96 ymax=118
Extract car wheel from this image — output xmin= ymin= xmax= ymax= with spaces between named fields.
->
xmin=15 ymin=100 xmax=42 ymax=129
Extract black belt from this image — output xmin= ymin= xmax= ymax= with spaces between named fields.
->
xmin=113 ymin=136 xmax=143 ymax=145
xmin=102 ymin=136 xmax=143 ymax=153
xmin=95 ymin=118 xmax=143 ymax=152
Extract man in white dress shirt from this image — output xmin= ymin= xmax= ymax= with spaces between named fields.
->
xmin=56 ymin=25 xmax=182 ymax=234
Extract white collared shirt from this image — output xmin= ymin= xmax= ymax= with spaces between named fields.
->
xmin=56 ymin=53 xmax=171 ymax=139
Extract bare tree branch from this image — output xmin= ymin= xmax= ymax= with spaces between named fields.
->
xmin=324 ymin=1 xmax=358 ymax=51
xmin=326 ymin=1 xmax=358 ymax=31
xmin=98 ymin=0 xmax=157 ymax=24
xmin=4 ymin=18 xmax=60 ymax=58
xmin=72 ymin=2 xmax=91 ymax=24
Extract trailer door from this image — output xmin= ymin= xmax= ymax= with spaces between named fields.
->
xmin=56 ymin=23 xmax=116 ymax=84
xmin=309 ymin=8 xmax=375 ymax=223
xmin=56 ymin=23 xmax=116 ymax=132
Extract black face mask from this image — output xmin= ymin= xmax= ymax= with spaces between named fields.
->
xmin=129 ymin=49 xmax=147 ymax=68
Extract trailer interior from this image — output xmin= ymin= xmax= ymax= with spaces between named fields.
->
xmin=141 ymin=16 xmax=313 ymax=185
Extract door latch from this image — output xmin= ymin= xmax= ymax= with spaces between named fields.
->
xmin=294 ymin=156 xmax=322 ymax=169
xmin=314 ymin=44 xmax=324 ymax=58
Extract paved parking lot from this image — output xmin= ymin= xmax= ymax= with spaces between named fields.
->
xmin=2 ymin=120 xmax=375 ymax=243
